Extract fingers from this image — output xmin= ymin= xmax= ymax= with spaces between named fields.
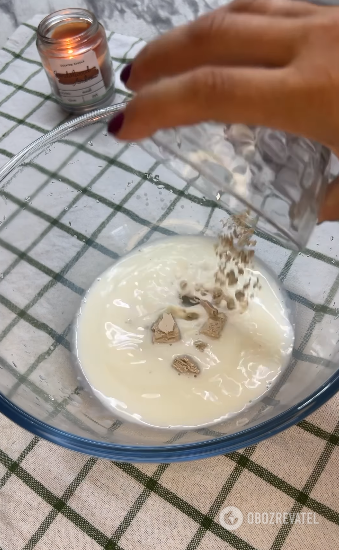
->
xmin=319 ymin=175 xmax=339 ymax=222
xmin=228 ymin=0 xmax=319 ymax=17
xmin=109 ymin=66 xmax=295 ymax=141
xmin=126 ymin=10 xmax=301 ymax=92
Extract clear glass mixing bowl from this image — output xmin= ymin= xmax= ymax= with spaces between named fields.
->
xmin=0 ymin=104 xmax=338 ymax=462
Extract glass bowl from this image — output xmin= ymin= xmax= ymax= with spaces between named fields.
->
xmin=0 ymin=104 xmax=338 ymax=462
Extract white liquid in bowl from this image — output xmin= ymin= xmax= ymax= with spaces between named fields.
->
xmin=75 ymin=236 xmax=294 ymax=429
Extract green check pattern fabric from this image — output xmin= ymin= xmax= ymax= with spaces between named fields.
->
xmin=1 ymin=15 xmax=339 ymax=550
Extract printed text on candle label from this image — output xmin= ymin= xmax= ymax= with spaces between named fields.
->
xmin=49 ymin=50 xmax=107 ymax=104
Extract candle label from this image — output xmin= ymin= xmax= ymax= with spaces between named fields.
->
xmin=49 ymin=50 xmax=107 ymax=105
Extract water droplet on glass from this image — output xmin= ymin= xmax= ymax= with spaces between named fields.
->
xmin=73 ymin=234 xmax=77 ymax=239
xmin=181 ymin=205 xmax=185 ymax=209
xmin=39 ymin=374 xmax=46 ymax=381
xmin=154 ymin=175 xmax=159 ymax=181
xmin=24 ymin=196 xmax=30 ymax=202
xmin=96 ymin=200 xmax=99 ymax=203
xmin=216 ymin=192 xmax=221 ymax=201
xmin=0 ymin=273 xmax=3 ymax=279
xmin=102 ymin=132 xmax=107 ymax=136
xmin=88 ymin=141 xmax=93 ymax=146
xmin=59 ymin=179 xmax=61 ymax=182
xmin=331 ymin=236 xmax=334 ymax=241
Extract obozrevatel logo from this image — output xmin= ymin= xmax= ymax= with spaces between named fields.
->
xmin=219 ymin=506 xmax=244 ymax=531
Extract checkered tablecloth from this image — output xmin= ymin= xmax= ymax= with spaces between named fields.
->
xmin=0 ymin=15 xmax=339 ymax=550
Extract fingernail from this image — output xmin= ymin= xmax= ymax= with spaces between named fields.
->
xmin=120 ymin=63 xmax=132 ymax=85
xmin=108 ymin=112 xmax=125 ymax=136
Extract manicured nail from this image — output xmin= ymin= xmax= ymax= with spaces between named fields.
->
xmin=108 ymin=112 xmax=125 ymax=136
xmin=120 ymin=63 xmax=132 ymax=85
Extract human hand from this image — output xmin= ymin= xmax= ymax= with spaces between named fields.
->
xmin=108 ymin=0 xmax=339 ymax=221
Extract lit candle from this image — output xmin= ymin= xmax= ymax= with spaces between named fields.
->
xmin=37 ymin=9 xmax=115 ymax=113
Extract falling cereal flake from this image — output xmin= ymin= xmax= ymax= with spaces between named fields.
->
xmin=216 ymin=192 xmax=221 ymax=201
xmin=102 ymin=132 xmax=107 ymax=136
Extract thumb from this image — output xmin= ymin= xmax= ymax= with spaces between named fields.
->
xmin=108 ymin=66 xmax=293 ymax=141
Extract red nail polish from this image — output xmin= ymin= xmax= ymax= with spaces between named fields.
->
xmin=108 ymin=112 xmax=125 ymax=136
xmin=120 ymin=63 xmax=132 ymax=85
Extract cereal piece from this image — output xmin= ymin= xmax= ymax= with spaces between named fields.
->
xmin=180 ymin=295 xmax=200 ymax=307
xmin=235 ymin=290 xmax=246 ymax=302
xmin=226 ymin=270 xmax=238 ymax=286
xmin=167 ymin=306 xmax=199 ymax=321
xmin=199 ymin=300 xmax=227 ymax=338
xmin=172 ymin=355 xmax=200 ymax=375
xmin=152 ymin=313 xmax=180 ymax=344
xmin=194 ymin=340 xmax=208 ymax=352
xmin=200 ymin=300 xmax=219 ymax=318
xmin=200 ymin=312 xmax=227 ymax=339
xmin=225 ymin=296 xmax=236 ymax=310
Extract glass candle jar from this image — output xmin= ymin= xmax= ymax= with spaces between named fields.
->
xmin=37 ymin=9 xmax=115 ymax=114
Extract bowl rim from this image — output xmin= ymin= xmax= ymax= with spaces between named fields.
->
xmin=0 ymin=372 xmax=339 ymax=461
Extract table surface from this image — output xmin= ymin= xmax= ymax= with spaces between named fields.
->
xmin=0 ymin=0 xmax=227 ymax=48
xmin=1 ymin=0 xmax=337 ymax=49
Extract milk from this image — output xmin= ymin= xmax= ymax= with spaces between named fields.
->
xmin=75 ymin=236 xmax=294 ymax=429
